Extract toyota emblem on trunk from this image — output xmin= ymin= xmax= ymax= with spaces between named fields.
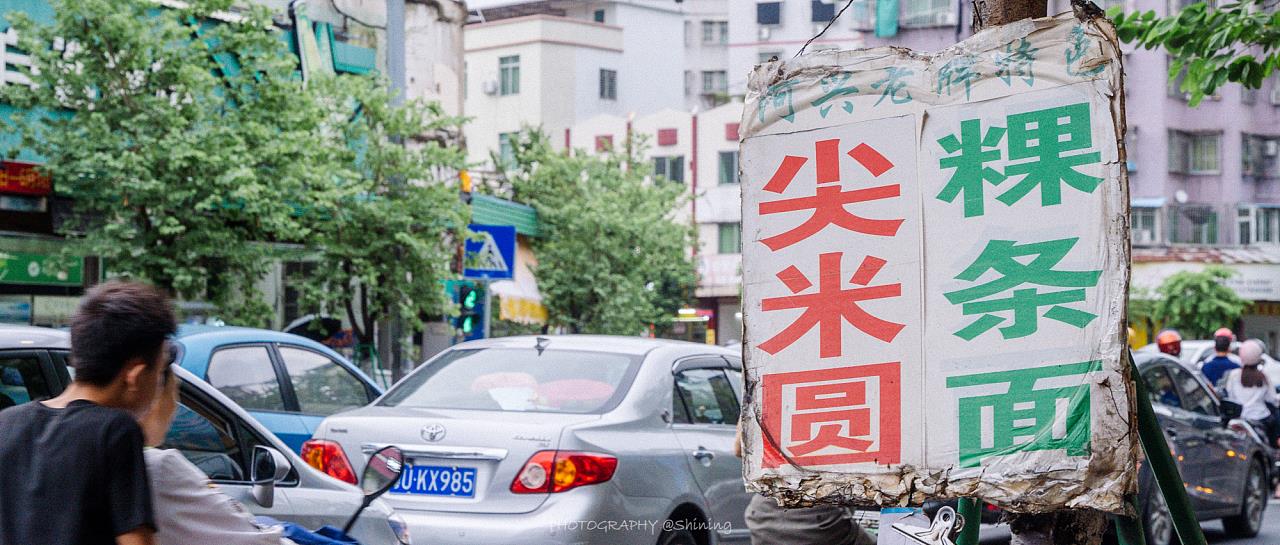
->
xmin=421 ymin=423 xmax=447 ymax=442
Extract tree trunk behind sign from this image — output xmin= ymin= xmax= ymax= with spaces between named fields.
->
xmin=967 ymin=0 xmax=1105 ymax=537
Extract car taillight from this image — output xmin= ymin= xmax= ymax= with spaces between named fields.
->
xmin=510 ymin=450 xmax=617 ymax=494
xmin=301 ymin=439 xmax=357 ymax=485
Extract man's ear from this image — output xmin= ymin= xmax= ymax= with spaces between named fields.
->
xmin=121 ymin=358 xmax=150 ymax=394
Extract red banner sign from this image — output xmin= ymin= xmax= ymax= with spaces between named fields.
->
xmin=0 ymin=161 xmax=51 ymax=197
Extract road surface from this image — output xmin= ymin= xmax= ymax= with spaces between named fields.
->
xmin=978 ymin=500 xmax=1280 ymax=544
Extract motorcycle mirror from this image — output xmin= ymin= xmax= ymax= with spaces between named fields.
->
xmin=342 ymin=445 xmax=405 ymax=535
xmin=360 ymin=445 xmax=405 ymax=498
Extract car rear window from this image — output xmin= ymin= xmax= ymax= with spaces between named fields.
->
xmin=379 ymin=348 xmax=642 ymax=414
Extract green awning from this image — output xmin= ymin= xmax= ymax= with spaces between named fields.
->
xmin=471 ymin=194 xmax=540 ymax=237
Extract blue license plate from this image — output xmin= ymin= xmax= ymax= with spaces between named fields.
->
xmin=390 ymin=464 xmax=478 ymax=498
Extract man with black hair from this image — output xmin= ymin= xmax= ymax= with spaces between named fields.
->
xmin=1201 ymin=327 xmax=1241 ymax=387
xmin=0 ymin=281 xmax=176 ymax=545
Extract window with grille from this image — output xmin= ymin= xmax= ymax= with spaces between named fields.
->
xmin=599 ymin=69 xmax=617 ymax=100
xmin=902 ymin=0 xmax=954 ymax=27
xmin=1168 ymin=130 xmax=1220 ymax=174
xmin=848 ymin=0 xmax=874 ymax=30
xmin=499 ymin=55 xmax=520 ymax=96
xmin=1240 ymin=206 xmax=1280 ymax=245
xmin=1243 ymin=134 xmax=1280 ymax=178
xmin=498 ymin=132 xmax=517 ymax=168
xmin=1132 ymin=207 xmax=1159 ymax=245
xmin=718 ymin=223 xmax=742 ymax=254
xmin=719 ymin=151 xmax=739 ymax=185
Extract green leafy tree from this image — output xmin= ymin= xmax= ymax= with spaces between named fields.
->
xmin=3 ymin=0 xmax=325 ymax=324
xmin=1151 ymin=265 xmax=1251 ymax=338
xmin=290 ymin=75 xmax=468 ymax=360
xmin=1111 ymin=1 xmax=1280 ymax=106
xmin=505 ymin=129 xmax=696 ymax=334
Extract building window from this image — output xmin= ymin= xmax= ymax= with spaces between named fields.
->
xmin=1243 ymin=134 xmax=1280 ymax=179
xmin=701 ymin=21 xmax=728 ymax=44
xmin=1167 ymin=206 xmax=1217 ymax=244
xmin=718 ymin=151 xmax=739 ymax=185
xmin=1124 ymin=126 xmax=1138 ymax=172
xmin=702 ymin=70 xmax=728 ymax=94
xmin=599 ymin=69 xmax=617 ymax=100
xmin=1261 ymin=208 xmax=1280 ymax=244
xmin=1242 ymin=85 xmax=1258 ymax=105
xmin=595 ymin=135 xmax=613 ymax=152
xmin=499 ymin=55 xmax=520 ymax=96
xmin=1239 ymin=206 xmax=1254 ymax=245
xmin=849 ymin=0 xmax=874 ymax=30
xmin=498 ymin=132 xmax=517 ymax=168
xmin=1132 ymin=207 xmax=1159 ymax=245
xmin=1239 ymin=206 xmax=1280 ymax=245
xmin=724 ymin=123 xmax=740 ymax=141
xmin=283 ymin=261 xmax=318 ymax=325
xmin=757 ymin=2 xmax=782 ymax=25
xmin=758 ymin=50 xmax=782 ymax=64
xmin=593 ymin=9 xmax=606 ymax=23
xmin=718 ymin=223 xmax=742 ymax=254
xmin=684 ymin=70 xmax=693 ymax=96
xmin=1168 ymin=130 xmax=1220 ymax=174
xmin=653 ymin=156 xmax=685 ymax=183
xmin=1270 ymin=76 xmax=1280 ymax=105
xmin=902 ymin=0 xmax=954 ymax=27
xmin=812 ymin=0 xmax=836 ymax=22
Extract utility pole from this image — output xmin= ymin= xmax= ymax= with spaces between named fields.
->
xmin=386 ymin=0 xmax=408 ymax=382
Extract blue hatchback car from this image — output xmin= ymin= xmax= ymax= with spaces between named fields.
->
xmin=174 ymin=325 xmax=383 ymax=452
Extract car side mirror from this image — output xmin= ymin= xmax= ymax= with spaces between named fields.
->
xmin=250 ymin=445 xmax=292 ymax=508
xmin=1219 ymin=400 xmax=1243 ymax=425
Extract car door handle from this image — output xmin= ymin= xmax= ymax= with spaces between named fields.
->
xmin=692 ymin=447 xmax=715 ymax=461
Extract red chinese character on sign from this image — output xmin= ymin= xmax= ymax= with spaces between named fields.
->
xmin=758 ymin=139 xmax=902 ymax=251
xmin=758 ymin=252 xmax=904 ymax=358
xmin=761 ymin=362 xmax=901 ymax=468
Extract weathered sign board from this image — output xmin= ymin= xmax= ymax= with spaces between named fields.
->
xmin=739 ymin=11 xmax=1134 ymax=513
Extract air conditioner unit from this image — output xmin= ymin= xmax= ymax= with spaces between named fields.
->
xmin=482 ymin=80 xmax=499 ymax=95
xmin=758 ymin=26 xmax=771 ymax=40
xmin=1266 ymin=140 xmax=1279 ymax=157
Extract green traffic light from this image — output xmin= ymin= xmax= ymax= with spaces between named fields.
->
xmin=463 ymin=289 xmax=478 ymax=309
xmin=461 ymin=315 xmax=474 ymax=334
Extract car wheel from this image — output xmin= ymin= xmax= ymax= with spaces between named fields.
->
xmin=1223 ymin=460 xmax=1266 ymax=538
xmin=656 ymin=527 xmax=697 ymax=545
xmin=1144 ymin=483 xmax=1174 ymax=545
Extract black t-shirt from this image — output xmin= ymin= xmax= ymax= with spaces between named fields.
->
xmin=0 ymin=399 xmax=154 ymax=545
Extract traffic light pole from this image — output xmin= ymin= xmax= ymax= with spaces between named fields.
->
xmin=482 ymin=279 xmax=492 ymax=339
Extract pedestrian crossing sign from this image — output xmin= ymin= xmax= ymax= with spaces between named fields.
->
xmin=463 ymin=224 xmax=516 ymax=280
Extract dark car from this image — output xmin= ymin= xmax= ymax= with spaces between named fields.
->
xmin=1135 ymin=351 xmax=1269 ymax=544
xmin=925 ymin=351 xmax=1269 ymax=543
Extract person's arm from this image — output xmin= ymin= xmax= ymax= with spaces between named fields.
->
xmin=116 ymin=529 xmax=155 ymax=545
xmin=148 ymin=449 xmax=287 ymax=545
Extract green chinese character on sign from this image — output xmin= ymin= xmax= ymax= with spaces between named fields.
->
xmin=937 ymin=53 xmax=979 ymax=100
xmin=994 ymin=38 xmax=1037 ymax=87
xmin=997 ymin=102 xmax=1102 ymax=207
xmin=946 ymin=360 xmax=1100 ymax=468
xmin=811 ymin=72 xmax=858 ymax=118
xmin=1066 ymin=25 xmax=1104 ymax=77
xmin=871 ymin=67 xmax=913 ymax=106
xmin=944 ymin=237 xmax=1102 ymax=340
xmin=936 ymin=119 xmax=1007 ymax=218
xmin=759 ymin=80 xmax=797 ymax=123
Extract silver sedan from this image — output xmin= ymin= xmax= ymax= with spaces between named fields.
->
xmin=304 ymin=335 xmax=752 ymax=545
